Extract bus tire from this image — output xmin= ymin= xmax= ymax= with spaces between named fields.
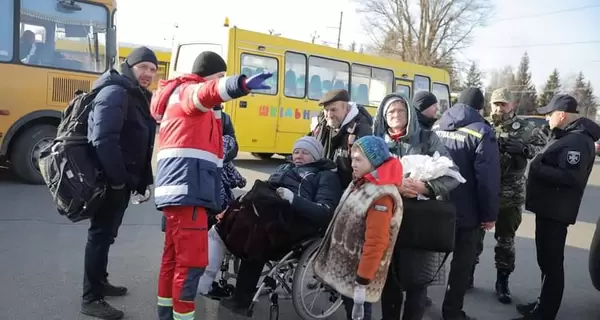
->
xmin=10 ymin=124 xmax=57 ymax=185
xmin=251 ymin=153 xmax=273 ymax=160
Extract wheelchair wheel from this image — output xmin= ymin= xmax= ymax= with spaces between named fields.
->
xmin=292 ymin=239 xmax=343 ymax=319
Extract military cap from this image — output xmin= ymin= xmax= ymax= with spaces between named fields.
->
xmin=491 ymin=87 xmax=514 ymax=104
xmin=318 ymin=89 xmax=350 ymax=107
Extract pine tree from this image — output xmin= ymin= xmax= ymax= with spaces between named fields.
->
xmin=572 ymin=72 xmax=598 ymax=119
xmin=463 ymin=61 xmax=483 ymax=89
xmin=514 ymin=52 xmax=537 ymax=115
xmin=539 ymin=69 xmax=561 ymax=107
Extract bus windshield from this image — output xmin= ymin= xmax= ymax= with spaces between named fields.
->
xmin=19 ymin=0 xmax=109 ymax=73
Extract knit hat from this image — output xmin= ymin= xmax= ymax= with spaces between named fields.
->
xmin=125 ymin=46 xmax=158 ymax=68
xmin=293 ymin=136 xmax=324 ymax=161
xmin=192 ymin=51 xmax=227 ymax=77
xmin=382 ymin=97 xmax=405 ymax=116
xmin=412 ymin=91 xmax=438 ymax=112
xmin=458 ymin=88 xmax=485 ymax=110
xmin=353 ymin=136 xmax=391 ymax=168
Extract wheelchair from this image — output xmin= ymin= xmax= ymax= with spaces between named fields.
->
xmin=214 ymin=237 xmax=343 ymax=320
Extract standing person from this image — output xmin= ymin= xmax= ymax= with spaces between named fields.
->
xmin=413 ymin=90 xmax=439 ymax=130
xmin=432 ymin=88 xmax=500 ymax=320
xmin=309 ymin=89 xmax=373 ymax=188
xmin=313 ymin=136 xmax=404 ymax=320
xmin=513 ymin=94 xmax=600 ymax=320
xmin=472 ymin=88 xmax=547 ymax=304
xmin=373 ymin=93 xmax=460 ymax=320
xmin=82 ymin=46 xmax=158 ymax=319
xmin=150 ymin=51 xmax=272 ymax=320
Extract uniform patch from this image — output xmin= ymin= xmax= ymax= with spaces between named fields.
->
xmin=373 ymin=204 xmax=388 ymax=212
xmin=567 ymin=150 xmax=580 ymax=165
xmin=512 ymin=122 xmax=521 ymax=130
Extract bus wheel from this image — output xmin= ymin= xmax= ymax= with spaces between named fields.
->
xmin=251 ymin=153 xmax=274 ymax=160
xmin=10 ymin=125 xmax=57 ymax=185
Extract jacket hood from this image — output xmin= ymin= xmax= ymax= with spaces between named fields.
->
xmin=92 ymin=63 xmax=137 ymax=91
xmin=560 ymin=117 xmax=600 ymax=141
xmin=150 ymin=73 xmax=205 ymax=121
xmin=364 ymin=157 xmax=403 ymax=186
xmin=339 ymin=102 xmax=374 ymax=128
xmin=436 ymin=103 xmax=486 ymax=131
xmin=373 ymin=93 xmax=420 ymax=142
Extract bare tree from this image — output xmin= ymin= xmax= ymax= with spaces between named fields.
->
xmin=356 ymin=0 xmax=492 ymax=68
xmin=310 ymin=31 xmax=320 ymax=44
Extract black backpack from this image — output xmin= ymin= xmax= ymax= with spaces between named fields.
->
xmin=39 ymin=87 xmax=127 ymax=222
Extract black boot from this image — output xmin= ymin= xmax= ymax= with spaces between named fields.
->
xmin=102 ymin=281 xmax=128 ymax=297
xmin=495 ymin=269 xmax=512 ymax=304
xmin=468 ymin=265 xmax=475 ymax=290
xmin=81 ymin=299 xmax=124 ymax=319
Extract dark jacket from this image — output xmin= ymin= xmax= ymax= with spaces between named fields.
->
xmin=309 ymin=103 xmax=373 ymax=188
xmin=268 ymin=159 xmax=342 ymax=228
xmin=526 ymin=118 xmax=600 ymax=224
xmin=433 ymin=103 xmax=500 ymax=228
xmin=87 ymin=64 xmax=156 ymax=193
xmin=222 ymin=111 xmax=238 ymax=162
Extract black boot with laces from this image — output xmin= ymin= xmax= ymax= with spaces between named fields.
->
xmin=81 ymin=299 xmax=124 ymax=319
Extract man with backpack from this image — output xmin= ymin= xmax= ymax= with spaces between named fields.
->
xmin=81 ymin=46 xmax=159 ymax=319
xmin=150 ymin=51 xmax=272 ymax=320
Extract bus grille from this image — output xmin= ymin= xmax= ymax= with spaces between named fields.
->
xmin=51 ymin=77 xmax=91 ymax=104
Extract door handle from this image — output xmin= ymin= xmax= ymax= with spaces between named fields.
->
xmin=239 ymin=101 xmax=247 ymax=108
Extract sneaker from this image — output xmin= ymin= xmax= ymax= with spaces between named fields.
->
xmin=102 ymin=282 xmax=128 ymax=297
xmin=81 ymin=299 xmax=124 ymax=319
xmin=516 ymin=302 xmax=538 ymax=316
xmin=203 ymin=282 xmax=233 ymax=301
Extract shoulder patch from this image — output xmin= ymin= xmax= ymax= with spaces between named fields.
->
xmin=567 ymin=150 xmax=581 ymax=165
xmin=373 ymin=204 xmax=388 ymax=212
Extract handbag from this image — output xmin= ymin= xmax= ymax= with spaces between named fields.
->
xmin=396 ymin=197 xmax=456 ymax=253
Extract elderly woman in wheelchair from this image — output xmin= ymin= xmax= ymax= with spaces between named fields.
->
xmin=197 ymin=136 xmax=343 ymax=316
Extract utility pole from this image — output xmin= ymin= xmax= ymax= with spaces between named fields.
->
xmin=336 ymin=11 xmax=343 ymax=49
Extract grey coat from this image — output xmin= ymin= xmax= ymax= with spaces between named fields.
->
xmin=373 ymin=93 xmax=460 ymax=287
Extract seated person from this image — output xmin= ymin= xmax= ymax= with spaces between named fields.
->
xmin=197 ymin=136 xmax=342 ymax=311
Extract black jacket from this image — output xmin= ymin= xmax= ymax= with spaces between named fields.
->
xmin=526 ymin=117 xmax=600 ymax=224
xmin=222 ymin=111 xmax=238 ymax=162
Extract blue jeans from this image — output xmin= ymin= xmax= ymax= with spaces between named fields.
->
xmin=342 ymin=296 xmax=372 ymax=320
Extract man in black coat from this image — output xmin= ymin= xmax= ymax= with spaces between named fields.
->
xmin=514 ymin=94 xmax=600 ymax=320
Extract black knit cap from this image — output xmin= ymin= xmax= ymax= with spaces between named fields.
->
xmin=192 ymin=51 xmax=227 ymax=77
xmin=126 ymin=46 xmax=158 ymax=67
xmin=458 ymin=87 xmax=485 ymax=110
xmin=412 ymin=91 xmax=438 ymax=112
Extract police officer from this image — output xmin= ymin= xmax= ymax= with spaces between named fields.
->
xmin=514 ymin=94 xmax=600 ymax=320
xmin=472 ymin=88 xmax=547 ymax=304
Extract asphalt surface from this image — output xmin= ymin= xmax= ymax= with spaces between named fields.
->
xmin=1 ymin=153 xmax=600 ymax=320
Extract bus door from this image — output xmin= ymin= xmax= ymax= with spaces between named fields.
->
xmin=395 ymin=79 xmax=412 ymax=101
xmin=233 ymin=48 xmax=281 ymax=151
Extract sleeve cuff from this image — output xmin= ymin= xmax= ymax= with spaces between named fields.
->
xmin=355 ymin=275 xmax=371 ymax=285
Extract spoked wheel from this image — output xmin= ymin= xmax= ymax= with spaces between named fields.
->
xmin=292 ymin=240 xmax=343 ymax=319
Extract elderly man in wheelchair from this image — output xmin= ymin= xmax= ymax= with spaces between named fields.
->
xmin=197 ymin=136 xmax=342 ymax=316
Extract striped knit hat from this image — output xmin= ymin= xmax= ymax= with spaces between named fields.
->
xmin=353 ymin=136 xmax=391 ymax=168
xmin=293 ymin=136 xmax=324 ymax=161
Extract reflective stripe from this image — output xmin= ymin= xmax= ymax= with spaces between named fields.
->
xmin=217 ymin=77 xmax=232 ymax=101
xmin=213 ymin=109 xmax=222 ymax=119
xmin=157 ymin=296 xmax=173 ymax=307
xmin=173 ymin=310 xmax=195 ymax=320
xmin=191 ymin=84 xmax=210 ymax=112
xmin=457 ymin=127 xmax=483 ymax=139
xmin=155 ymin=185 xmax=188 ymax=197
xmin=157 ymin=148 xmax=223 ymax=167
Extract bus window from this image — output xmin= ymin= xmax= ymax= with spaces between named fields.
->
xmin=175 ymin=43 xmax=222 ymax=74
xmin=432 ymin=82 xmax=450 ymax=116
xmin=20 ymin=0 xmax=109 ymax=72
xmin=351 ymin=65 xmax=393 ymax=106
xmin=414 ymin=75 xmax=430 ymax=92
xmin=308 ymin=56 xmax=349 ymax=100
xmin=0 ymin=0 xmax=13 ymax=61
xmin=396 ymin=85 xmax=410 ymax=100
xmin=371 ymin=68 xmax=393 ymax=105
xmin=284 ymin=52 xmax=306 ymax=98
xmin=240 ymin=53 xmax=278 ymax=95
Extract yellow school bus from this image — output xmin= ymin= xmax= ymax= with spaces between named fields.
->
xmin=0 ymin=0 xmax=117 ymax=184
xmin=170 ymin=24 xmax=450 ymax=159
xmin=118 ymin=42 xmax=171 ymax=91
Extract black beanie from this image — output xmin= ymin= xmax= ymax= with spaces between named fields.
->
xmin=192 ymin=51 xmax=227 ymax=77
xmin=126 ymin=46 xmax=158 ymax=68
xmin=412 ymin=91 xmax=438 ymax=112
xmin=458 ymin=87 xmax=485 ymax=110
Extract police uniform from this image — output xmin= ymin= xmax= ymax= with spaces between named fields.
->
xmin=474 ymin=88 xmax=547 ymax=303
xmin=514 ymin=94 xmax=600 ymax=320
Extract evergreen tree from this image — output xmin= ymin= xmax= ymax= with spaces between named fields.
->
xmin=538 ymin=69 xmax=561 ymax=107
xmin=514 ymin=52 xmax=537 ymax=115
xmin=463 ymin=61 xmax=483 ymax=89
xmin=572 ymin=72 xmax=598 ymax=118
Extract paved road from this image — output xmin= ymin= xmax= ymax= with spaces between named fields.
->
xmin=1 ymin=154 xmax=600 ymax=319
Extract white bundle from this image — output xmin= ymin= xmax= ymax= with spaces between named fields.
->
xmin=400 ymin=152 xmax=466 ymax=184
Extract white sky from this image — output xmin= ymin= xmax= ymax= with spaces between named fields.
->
xmin=117 ymin=0 xmax=600 ymax=92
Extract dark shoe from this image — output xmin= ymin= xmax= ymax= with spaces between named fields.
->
xmin=511 ymin=310 xmax=541 ymax=320
xmin=516 ymin=302 xmax=538 ymax=316
xmin=442 ymin=311 xmax=477 ymax=320
xmin=220 ymin=296 xmax=251 ymax=316
xmin=425 ymin=296 xmax=433 ymax=307
xmin=203 ymin=282 xmax=233 ymax=301
xmin=102 ymin=282 xmax=128 ymax=297
xmin=495 ymin=270 xmax=512 ymax=304
xmin=81 ymin=299 xmax=124 ymax=319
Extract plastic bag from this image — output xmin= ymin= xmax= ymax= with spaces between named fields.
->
xmin=401 ymin=152 xmax=466 ymax=184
